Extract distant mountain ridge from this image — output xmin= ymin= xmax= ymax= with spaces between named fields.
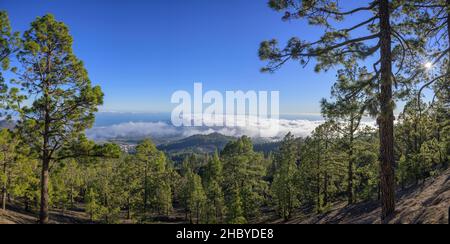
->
xmin=157 ymin=132 xmax=235 ymax=154
xmin=157 ymin=132 xmax=281 ymax=157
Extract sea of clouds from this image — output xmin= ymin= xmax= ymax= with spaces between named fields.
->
xmin=86 ymin=113 xmax=377 ymax=142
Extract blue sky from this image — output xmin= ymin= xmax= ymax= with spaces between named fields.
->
xmin=1 ymin=0 xmax=373 ymax=115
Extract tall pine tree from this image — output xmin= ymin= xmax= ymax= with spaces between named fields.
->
xmin=271 ymin=133 xmax=300 ymax=221
xmin=203 ymin=151 xmax=225 ymax=224
xmin=321 ymin=65 xmax=370 ymax=204
xmin=16 ymin=14 xmax=104 ymax=223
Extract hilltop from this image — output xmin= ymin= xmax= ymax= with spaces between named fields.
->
xmin=158 ymin=132 xmax=281 ymax=155
xmin=158 ymin=133 xmax=235 ymax=154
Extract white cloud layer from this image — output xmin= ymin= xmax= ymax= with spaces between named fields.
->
xmin=86 ymin=116 xmax=376 ymax=142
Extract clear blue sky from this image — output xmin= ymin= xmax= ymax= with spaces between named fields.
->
xmin=1 ymin=0 xmax=373 ymax=115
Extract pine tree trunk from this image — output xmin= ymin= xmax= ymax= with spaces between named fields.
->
xmin=39 ymin=131 xmax=50 ymax=223
xmin=348 ymin=117 xmax=355 ymax=205
xmin=316 ymin=140 xmax=321 ymax=213
xmin=39 ymin=156 xmax=50 ymax=224
xmin=127 ymin=198 xmax=131 ymax=220
xmin=447 ymin=0 xmax=450 ymax=84
xmin=2 ymin=161 xmax=6 ymax=211
xmin=324 ymin=173 xmax=328 ymax=207
xmin=378 ymin=0 xmax=396 ymax=222
xmin=348 ymin=153 xmax=354 ymax=204
xmin=143 ymin=164 xmax=148 ymax=213
xmin=104 ymin=193 xmax=109 ymax=223
xmin=70 ymin=185 xmax=74 ymax=209
xmin=24 ymin=198 xmax=30 ymax=212
xmin=1 ymin=189 xmax=5 ymax=211
xmin=39 ymin=71 xmax=52 ymax=224
xmin=196 ymin=203 xmax=199 ymax=224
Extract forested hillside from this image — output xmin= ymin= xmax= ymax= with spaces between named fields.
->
xmin=158 ymin=133 xmax=281 ymax=164
xmin=158 ymin=133 xmax=235 ymax=154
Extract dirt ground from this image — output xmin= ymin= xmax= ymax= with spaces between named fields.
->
xmin=0 ymin=204 xmax=92 ymax=224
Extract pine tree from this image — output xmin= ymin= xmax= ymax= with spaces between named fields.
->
xmin=135 ymin=139 xmax=171 ymax=215
xmin=88 ymin=159 xmax=122 ymax=224
xmin=85 ymin=188 xmax=104 ymax=222
xmin=188 ymin=172 xmax=207 ymax=224
xmin=179 ymin=157 xmax=192 ymax=221
xmin=0 ymin=11 xmax=21 ymax=115
xmin=203 ymin=151 xmax=225 ymax=224
xmin=225 ymin=188 xmax=246 ymax=224
xmin=353 ymin=127 xmax=379 ymax=201
xmin=9 ymin=146 xmax=40 ymax=212
xmin=429 ymin=95 xmax=449 ymax=168
xmin=179 ymin=163 xmax=207 ymax=224
xmin=0 ymin=129 xmax=40 ymax=212
xmin=271 ymin=133 xmax=299 ymax=221
xmin=0 ymin=129 xmax=19 ymax=210
xmin=315 ymin=122 xmax=344 ymax=212
xmin=15 ymin=14 xmax=104 ymax=224
xmin=117 ymin=155 xmax=143 ymax=220
xmin=296 ymin=137 xmax=319 ymax=207
xmin=221 ymin=136 xmax=267 ymax=222
xmin=155 ymin=174 xmax=173 ymax=217
xmin=321 ymin=65 xmax=370 ymax=205
xmin=50 ymin=159 xmax=83 ymax=210
xmin=0 ymin=11 xmax=14 ymax=66
xmin=396 ymin=97 xmax=429 ymax=185
xmin=49 ymin=169 xmax=69 ymax=213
